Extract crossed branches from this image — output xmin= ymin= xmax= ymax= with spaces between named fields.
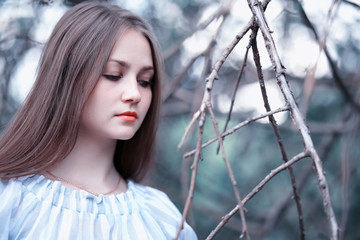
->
xmin=0 ymin=0 xmax=347 ymax=239
xmin=174 ymin=0 xmax=341 ymax=239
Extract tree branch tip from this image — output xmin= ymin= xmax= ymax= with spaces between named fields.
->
xmin=177 ymin=145 xmax=183 ymax=151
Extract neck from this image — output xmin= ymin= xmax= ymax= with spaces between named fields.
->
xmin=47 ymin=131 xmax=126 ymax=194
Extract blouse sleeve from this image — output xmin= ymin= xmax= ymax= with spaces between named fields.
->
xmin=0 ymin=178 xmax=23 ymax=240
xmin=133 ymin=182 xmax=198 ymax=240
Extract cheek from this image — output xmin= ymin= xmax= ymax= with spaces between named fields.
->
xmin=142 ymin=90 xmax=152 ymax=110
xmin=83 ymin=93 xmax=104 ymax=115
xmin=81 ymin=83 xmax=111 ymax=121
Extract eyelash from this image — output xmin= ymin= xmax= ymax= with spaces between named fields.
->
xmin=103 ymin=74 xmax=123 ymax=81
xmin=138 ymin=80 xmax=153 ymax=88
xmin=103 ymin=75 xmax=153 ymax=88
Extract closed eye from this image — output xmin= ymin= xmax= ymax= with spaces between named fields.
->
xmin=103 ymin=74 xmax=123 ymax=81
xmin=138 ymin=80 xmax=153 ymax=88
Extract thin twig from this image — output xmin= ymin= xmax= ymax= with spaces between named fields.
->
xmin=340 ymin=115 xmax=359 ymax=240
xmin=178 ymin=110 xmax=200 ymax=151
xmin=177 ymin=0 xmax=235 ymax=151
xmin=250 ymin=24 xmax=305 ymax=239
xmin=343 ymin=0 xmax=360 ymax=8
xmin=180 ymin=129 xmax=197 ymax=227
xmin=206 ymin=151 xmax=309 ymax=239
xmin=300 ymin=0 xmax=342 ymax=116
xmin=176 ymin=19 xmax=229 ymax=233
xmin=293 ymin=0 xmax=360 ymax=112
xmin=164 ymin=56 xmax=199 ymax=101
xmin=247 ymin=0 xmax=339 ymax=238
xmin=184 ymin=106 xmax=289 ymax=159
xmin=175 ymin=111 xmax=206 ymax=240
xmin=163 ymin=0 xmax=233 ymax=59
xmin=178 ymin=20 xmax=253 ymax=151
xmin=206 ymin=103 xmax=250 ymax=239
xmin=177 ymin=3 xmax=255 ymax=235
xmin=216 ymin=0 xmax=272 ymax=154
xmin=166 ymin=8 xmax=228 ymax=102
xmin=216 ymin=39 xmax=251 ymax=154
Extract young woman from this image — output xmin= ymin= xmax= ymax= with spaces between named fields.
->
xmin=0 ymin=2 xmax=197 ymax=239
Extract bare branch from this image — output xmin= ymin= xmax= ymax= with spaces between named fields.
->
xmin=175 ymin=111 xmax=206 ymax=240
xmin=300 ymin=0 xmax=342 ymax=116
xmin=184 ymin=106 xmax=289 ymax=159
xmin=216 ymin=38 xmax=251 ymax=154
xmin=293 ymin=0 xmax=360 ymax=112
xmin=178 ymin=110 xmax=200 ymax=151
xmin=206 ymin=103 xmax=250 ymax=239
xmin=206 ymin=151 xmax=309 ymax=239
xmin=178 ymin=8 xmax=253 ymax=151
xmin=246 ymin=0 xmax=339 ymax=238
xmin=340 ymin=115 xmax=360 ymax=240
xmin=250 ymin=24 xmax=305 ymax=239
xmin=163 ymin=0 xmax=233 ymax=59
xmin=164 ymin=56 xmax=200 ymax=101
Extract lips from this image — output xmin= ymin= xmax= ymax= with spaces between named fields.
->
xmin=116 ymin=111 xmax=138 ymax=122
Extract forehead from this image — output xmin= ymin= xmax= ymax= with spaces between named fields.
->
xmin=108 ymin=29 xmax=153 ymax=68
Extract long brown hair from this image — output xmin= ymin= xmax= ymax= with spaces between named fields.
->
xmin=0 ymin=1 xmax=163 ymax=182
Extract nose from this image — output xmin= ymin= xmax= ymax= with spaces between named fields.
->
xmin=121 ymin=76 xmax=141 ymax=103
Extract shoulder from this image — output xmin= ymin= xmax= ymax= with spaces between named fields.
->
xmin=131 ymin=181 xmax=174 ymax=203
xmin=0 ymin=177 xmax=26 ymax=236
xmin=129 ymin=181 xmax=198 ymax=239
xmin=0 ymin=174 xmax=48 ymax=212
xmin=129 ymin=181 xmax=180 ymax=216
xmin=0 ymin=176 xmax=32 ymax=211
xmin=0 ymin=177 xmax=24 ymax=202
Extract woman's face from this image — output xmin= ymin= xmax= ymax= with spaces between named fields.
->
xmin=80 ymin=29 xmax=154 ymax=141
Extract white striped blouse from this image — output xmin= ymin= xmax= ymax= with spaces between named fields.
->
xmin=0 ymin=174 xmax=197 ymax=240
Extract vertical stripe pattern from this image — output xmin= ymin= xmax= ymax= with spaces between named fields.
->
xmin=0 ymin=175 xmax=197 ymax=240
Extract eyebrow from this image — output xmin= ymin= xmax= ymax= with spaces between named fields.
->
xmin=108 ymin=59 xmax=154 ymax=72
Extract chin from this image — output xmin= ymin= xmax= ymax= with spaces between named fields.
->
xmin=114 ymin=132 xmax=137 ymax=141
xmin=110 ymin=125 xmax=141 ymax=141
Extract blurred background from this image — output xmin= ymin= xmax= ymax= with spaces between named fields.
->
xmin=1 ymin=0 xmax=359 ymax=239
